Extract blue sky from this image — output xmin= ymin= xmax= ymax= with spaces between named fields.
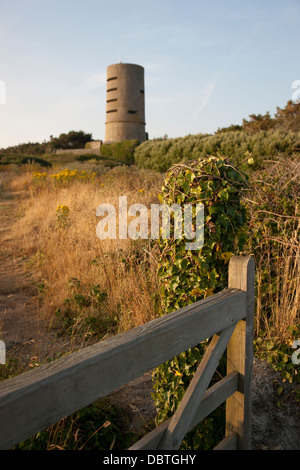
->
xmin=0 ymin=0 xmax=299 ymax=147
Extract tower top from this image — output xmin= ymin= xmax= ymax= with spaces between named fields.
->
xmin=107 ymin=62 xmax=144 ymax=69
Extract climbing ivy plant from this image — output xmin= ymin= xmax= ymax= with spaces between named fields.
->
xmin=152 ymin=155 xmax=249 ymax=449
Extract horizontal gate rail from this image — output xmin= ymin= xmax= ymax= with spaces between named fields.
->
xmin=0 ymin=256 xmax=254 ymax=450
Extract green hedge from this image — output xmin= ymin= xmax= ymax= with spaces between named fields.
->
xmin=0 ymin=154 xmax=52 ymax=167
xmin=134 ymin=130 xmax=300 ymax=172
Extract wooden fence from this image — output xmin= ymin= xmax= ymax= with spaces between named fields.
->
xmin=0 ymin=256 xmax=255 ymax=450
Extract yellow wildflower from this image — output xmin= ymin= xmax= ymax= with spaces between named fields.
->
xmin=220 ymin=252 xmax=233 ymax=263
xmin=173 ymin=370 xmax=183 ymax=377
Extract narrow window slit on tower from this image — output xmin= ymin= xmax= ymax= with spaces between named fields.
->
xmin=107 ymin=88 xmax=117 ymax=92
xmin=140 ymin=90 xmax=144 ymax=94
xmin=107 ymin=76 xmax=117 ymax=82
xmin=106 ymin=99 xmax=117 ymax=103
xmin=128 ymin=110 xmax=137 ymax=114
xmin=106 ymin=109 xmax=117 ymax=113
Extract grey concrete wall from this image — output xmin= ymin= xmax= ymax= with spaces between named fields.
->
xmin=105 ymin=63 xmax=146 ymax=143
xmin=85 ymin=140 xmax=101 ymax=149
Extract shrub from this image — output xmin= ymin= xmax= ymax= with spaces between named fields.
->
xmin=134 ymin=130 xmax=300 ymax=172
xmin=31 ymin=171 xmax=48 ymax=187
xmin=0 ymin=154 xmax=52 ymax=167
xmin=100 ymin=140 xmax=139 ymax=165
xmin=49 ymin=168 xmax=97 ymax=185
xmin=20 ymin=156 xmax=52 ymax=167
xmin=76 ymin=154 xmax=100 ymax=162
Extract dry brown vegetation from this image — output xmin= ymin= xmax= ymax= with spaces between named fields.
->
xmin=1 ymin=157 xmax=298 ymax=347
xmin=0 ymin=155 xmax=299 ymax=450
xmin=244 ymin=156 xmax=300 ymax=342
xmin=2 ymin=163 xmax=164 ymax=344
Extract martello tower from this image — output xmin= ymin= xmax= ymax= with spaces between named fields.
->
xmin=104 ymin=63 xmax=146 ymax=143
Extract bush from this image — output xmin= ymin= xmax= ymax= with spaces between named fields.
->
xmin=76 ymin=154 xmax=100 ymax=162
xmin=134 ymin=130 xmax=300 ymax=172
xmin=20 ymin=156 xmax=52 ymax=167
xmin=152 ymin=156 xmax=249 ymax=449
xmin=100 ymin=140 xmax=139 ymax=165
xmin=0 ymin=154 xmax=52 ymax=167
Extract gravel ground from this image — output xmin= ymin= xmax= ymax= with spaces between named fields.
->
xmin=251 ymin=357 xmax=300 ymax=450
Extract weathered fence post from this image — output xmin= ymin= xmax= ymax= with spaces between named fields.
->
xmin=225 ymin=256 xmax=255 ymax=449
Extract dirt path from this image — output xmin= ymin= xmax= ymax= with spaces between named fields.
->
xmin=0 ymin=186 xmax=155 ymax=438
xmin=0 ymin=191 xmax=38 ymax=361
xmin=0 ymin=189 xmax=77 ymax=367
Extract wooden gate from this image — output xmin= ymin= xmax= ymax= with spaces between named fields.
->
xmin=0 ymin=256 xmax=255 ymax=450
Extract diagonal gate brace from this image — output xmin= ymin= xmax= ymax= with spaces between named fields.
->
xmin=157 ymin=324 xmax=236 ymax=450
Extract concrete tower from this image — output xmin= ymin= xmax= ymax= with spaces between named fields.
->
xmin=105 ymin=63 xmax=146 ymax=143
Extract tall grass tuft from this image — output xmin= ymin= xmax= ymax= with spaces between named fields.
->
xmin=7 ymin=165 xmax=164 ymax=340
xmin=244 ymin=156 xmax=299 ymax=341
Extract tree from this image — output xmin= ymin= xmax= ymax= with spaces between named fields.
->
xmin=242 ymin=101 xmax=300 ymax=134
xmin=242 ymin=111 xmax=276 ymax=134
xmin=49 ymin=130 xmax=93 ymax=150
xmin=274 ymin=100 xmax=300 ymax=132
xmin=215 ymin=124 xmax=242 ymax=134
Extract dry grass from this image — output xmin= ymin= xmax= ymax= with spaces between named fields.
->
xmin=2 ymin=156 xmax=299 ymax=451
xmin=255 ymin=219 xmax=300 ymax=340
xmin=7 ymin=165 xmax=164 ymax=339
xmin=3 ymin=156 xmax=299 ymax=344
